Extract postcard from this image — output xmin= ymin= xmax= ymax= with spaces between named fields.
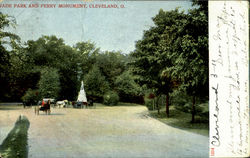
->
xmin=0 ymin=0 xmax=248 ymax=158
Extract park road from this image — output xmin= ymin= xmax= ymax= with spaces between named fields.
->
xmin=0 ymin=105 xmax=208 ymax=158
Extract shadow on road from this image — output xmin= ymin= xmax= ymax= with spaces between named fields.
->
xmin=0 ymin=115 xmax=30 ymax=158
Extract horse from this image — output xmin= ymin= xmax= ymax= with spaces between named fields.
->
xmin=35 ymin=101 xmax=51 ymax=115
xmin=55 ymin=101 xmax=66 ymax=108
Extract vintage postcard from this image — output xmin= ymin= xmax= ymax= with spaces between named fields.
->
xmin=0 ymin=0 xmax=248 ymax=158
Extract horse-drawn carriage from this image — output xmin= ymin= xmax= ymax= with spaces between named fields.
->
xmin=35 ymin=98 xmax=54 ymax=115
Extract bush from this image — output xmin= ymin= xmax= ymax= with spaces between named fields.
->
xmin=196 ymin=102 xmax=209 ymax=123
xmin=145 ymin=98 xmax=154 ymax=110
xmin=103 ymin=91 xmax=119 ymax=106
xmin=21 ymin=89 xmax=40 ymax=106
xmin=114 ymin=70 xmax=142 ymax=103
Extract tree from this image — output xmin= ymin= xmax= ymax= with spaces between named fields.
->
xmin=23 ymin=36 xmax=80 ymax=100
xmin=131 ymin=2 xmax=208 ymax=120
xmin=21 ymin=89 xmax=40 ymax=106
xmin=83 ymin=65 xmax=110 ymax=101
xmin=114 ymin=70 xmax=142 ymax=103
xmin=38 ymin=68 xmax=60 ymax=99
xmin=157 ymin=3 xmax=208 ymax=122
xmin=0 ymin=12 xmax=21 ymax=101
xmin=130 ymin=9 xmax=184 ymax=117
xmin=74 ymin=41 xmax=100 ymax=76
xmin=95 ymin=51 xmax=128 ymax=89
xmin=169 ymin=2 xmax=208 ymax=123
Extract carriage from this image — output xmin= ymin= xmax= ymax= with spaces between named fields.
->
xmin=34 ymin=98 xmax=54 ymax=115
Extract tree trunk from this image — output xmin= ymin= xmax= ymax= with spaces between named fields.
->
xmin=156 ymin=96 xmax=160 ymax=115
xmin=152 ymin=98 xmax=155 ymax=110
xmin=166 ymin=93 xmax=169 ymax=117
xmin=191 ymin=96 xmax=196 ymax=123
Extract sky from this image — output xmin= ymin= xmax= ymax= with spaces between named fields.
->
xmin=1 ymin=0 xmax=194 ymax=54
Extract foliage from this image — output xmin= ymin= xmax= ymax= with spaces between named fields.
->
xmin=74 ymin=41 xmax=100 ymax=76
xmin=130 ymin=1 xmax=208 ymax=120
xmin=21 ymin=89 xmax=40 ymax=105
xmin=38 ymin=68 xmax=60 ymax=99
xmin=130 ymin=8 xmax=187 ymax=117
xmin=95 ymin=51 xmax=128 ymax=89
xmin=196 ymin=102 xmax=209 ymax=122
xmin=0 ymin=15 xmax=135 ymax=102
xmin=114 ymin=70 xmax=142 ymax=103
xmin=23 ymin=36 xmax=80 ymax=100
xmin=171 ymin=90 xmax=208 ymax=123
xmin=0 ymin=12 xmax=21 ymax=101
xmin=168 ymin=2 xmax=208 ymax=122
xmin=75 ymin=44 xmax=130 ymax=102
xmin=170 ymin=90 xmax=191 ymax=113
xmin=144 ymin=97 xmax=154 ymax=111
xmin=0 ymin=12 xmax=20 ymax=47
xmin=84 ymin=65 xmax=110 ymax=101
xmin=0 ymin=1 xmax=208 ymax=114
xmin=144 ymin=93 xmax=166 ymax=112
xmin=103 ymin=91 xmax=119 ymax=106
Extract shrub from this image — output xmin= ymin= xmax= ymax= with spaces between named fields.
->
xmin=196 ymin=102 xmax=209 ymax=123
xmin=103 ymin=91 xmax=119 ymax=106
xmin=21 ymin=89 xmax=40 ymax=106
xmin=114 ymin=70 xmax=142 ymax=103
xmin=145 ymin=98 xmax=154 ymax=110
xmin=144 ymin=92 xmax=155 ymax=110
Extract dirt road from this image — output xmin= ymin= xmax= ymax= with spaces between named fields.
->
xmin=0 ymin=105 xmax=208 ymax=158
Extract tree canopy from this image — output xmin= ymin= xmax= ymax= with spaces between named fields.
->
xmin=130 ymin=2 xmax=208 ymax=120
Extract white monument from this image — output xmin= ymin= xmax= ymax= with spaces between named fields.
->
xmin=77 ymin=81 xmax=87 ymax=103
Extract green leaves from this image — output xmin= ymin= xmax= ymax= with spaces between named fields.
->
xmin=0 ymin=12 xmax=22 ymax=101
xmin=84 ymin=65 xmax=110 ymax=100
xmin=38 ymin=68 xmax=60 ymax=99
xmin=131 ymin=2 xmax=208 ymax=113
xmin=115 ymin=70 xmax=142 ymax=97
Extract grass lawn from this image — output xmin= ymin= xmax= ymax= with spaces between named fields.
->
xmin=148 ymin=106 xmax=209 ymax=137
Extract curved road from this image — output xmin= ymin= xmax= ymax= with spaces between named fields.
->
xmin=0 ymin=105 xmax=208 ymax=158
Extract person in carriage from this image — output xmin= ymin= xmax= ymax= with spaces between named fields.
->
xmin=36 ymin=99 xmax=51 ymax=114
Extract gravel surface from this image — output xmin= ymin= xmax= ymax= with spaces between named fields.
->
xmin=0 ymin=105 xmax=208 ymax=158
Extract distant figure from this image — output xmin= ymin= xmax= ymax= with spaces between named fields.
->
xmin=47 ymin=100 xmax=51 ymax=110
xmin=37 ymin=100 xmax=51 ymax=115
xmin=40 ymin=101 xmax=46 ymax=111
xmin=40 ymin=100 xmax=50 ymax=111
xmin=42 ymin=100 xmax=45 ymax=107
